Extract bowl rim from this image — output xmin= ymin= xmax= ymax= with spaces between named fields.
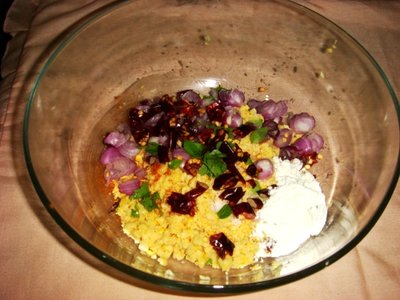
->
xmin=22 ymin=0 xmax=400 ymax=294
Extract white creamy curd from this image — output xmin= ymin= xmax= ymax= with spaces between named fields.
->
xmin=254 ymin=157 xmax=327 ymax=258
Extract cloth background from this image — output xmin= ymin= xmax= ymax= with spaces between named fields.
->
xmin=0 ymin=1 xmax=399 ymax=299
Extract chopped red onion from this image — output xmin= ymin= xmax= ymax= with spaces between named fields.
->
xmin=104 ymin=156 xmax=137 ymax=183
xmin=100 ymin=146 xmax=122 ymax=165
xmin=172 ymin=147 xmax=191 ymax=162
xmin=118 ymin=141 xmax=140 ymax=159
xmin=148 ymin=135 xmax=169 ymax=146
xmin=274 ymin=128 xmax=293 ymax=148
xmin=218 ymin=89 xmax=245 ymax=107
xmin=289 ymin=112 xmax=316 ymax=134
xmin=116 ymin=123 xmax=131 ymax=135
xmin=254 ymin=159 xmax=274 ymax=180
xmin=118 ymin=178 xmax=141 ymax=195
xmin=247 ymin=99 xmax=263 ymax=109
xmin=144 ymin=112 xmax=164 ymax=127
xmin=307 ymin=132 xmax=324 ymax=153
xmin=250 ymin=99 xmax=288 ymax=121
xmin=134 ymin=168 xmax=147 ymax=179
xmin=103 ymin=131 xmax=129 ymax=147
xmin=180 ymin=90 xmax=202 ymax=106
xmin=293 ymin=132 xmax=324 ymax=155
xmin=224 ymin=108 xmax=242 ymax=128
xmin=293 ymin=136 xmax=313 ymax=155
xmin=135 ymin=103 xmax=150 ymax=113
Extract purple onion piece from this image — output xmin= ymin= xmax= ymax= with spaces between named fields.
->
xmin=247 ymin=99 xmax=264 ymax=109
xmin=254 ymin=159 xmax=274 ymax=180
xmin=104 ymin=156 xmax=137 ymax=183
xmin=118 ymin=141 xmax=140 ymax=159
xmin=224 ymin=108 xmax=243 ymax=128
xmin=218 ymin=89 xmax=245 ymax=107
xmin=274 ymin=128 xmax=293 ymax=148
xmin=307 ymin=132 xmax=324 ymax=153
xmin=144 ymin=111 xmax=164 ymax=127
xmin=118 ymin=178 xmax=141 ymax=195
xmin=134 ymin=168 xmax=147 ymax=179
xmin=289 ymin=112 xmax=316 ymax=134
xmin=254 ymin=100 xmax=288 ymax=121
xmin=100 ymin=146 xmax=122 ymax=165
xmin=116 ymin=123 xmax=131 ymax=135
xmin=103 ymin=131 xmax=129 ymax=147
xmin=149 ymin=134 xmax=169 ymax=147
xmin=263 ymin=120 xmax=279 ymax=138
xmin=179 ymin=90 xmax=202 ymax=106
xmin=172 ymin=147 xmax=191 ymax=162
xmin=293 ymin=136 xmax=313 ymax=155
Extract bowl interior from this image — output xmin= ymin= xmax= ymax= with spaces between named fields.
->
xmin=24 ymin=0 xmax=399 ymax=292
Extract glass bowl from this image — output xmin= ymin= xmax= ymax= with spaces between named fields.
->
xmin=23 ymin=0 xmax=399 ymax=294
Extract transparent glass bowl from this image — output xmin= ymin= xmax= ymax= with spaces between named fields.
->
xmin=23 ymin=0 xmax=399 ymax=293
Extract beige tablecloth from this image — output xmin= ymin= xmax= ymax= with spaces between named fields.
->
xmin=1 ymin=1 xmax=399 ymax=299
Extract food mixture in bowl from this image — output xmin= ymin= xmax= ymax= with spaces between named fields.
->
xmin=99 ymin=86 xmax=327 ymax=271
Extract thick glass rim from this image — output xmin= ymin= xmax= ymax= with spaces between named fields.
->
xmin=22 ymin=0 xmax=400 ymax=294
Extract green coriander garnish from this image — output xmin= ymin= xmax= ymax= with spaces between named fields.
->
xmin=251 ymin=180 xmax=262 ymax=193
xmin=131 ymin=182 xmax=150 ymax=199
xmin=249 ymin=118 xmax=263 ymax=128
xmin=130 ymin=182 xmax=159 ymax=212
xmin=130 ymin=204 xmax=140 ymax=217
xmin=183 ymin=140 xmax=206 ymax=158
xmin=245 ymin=157 xmax=253 ymax=165
xmin=168 ymin=159 xmax=182 ymax=169
xmin=198 ymin=149 xmax=227 ymax=177
xmin=146 ymin=142 xmax=159 ymax=155
xmin=141 ymin=192 xmax=160 ymax=212
xmin=225 ymin=127 xmax=234 ymax=139
xmin=217 ymin=204 xmax=232 ymax=219
xmin=250 ymin=127 xmax=268 ymax=143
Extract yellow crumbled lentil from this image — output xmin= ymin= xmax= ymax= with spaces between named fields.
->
xmin=114 ymin=127 xmax=280 ymax=271
xmin=239 ymin=105 xmax=263 ymax=125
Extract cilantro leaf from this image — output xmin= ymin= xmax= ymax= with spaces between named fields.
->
xmin=146 ymin=142 xmax=159 ymax=155
xmin=141 ymin=192 xmax=160 ymax=212
xmin=217 ymin=204 xmax=232 ymax=219
xmin=131 ymin=182 xmax=151 ymax=199
xmin=200 ymin=149 xmax=227 ymax=177
xmin=183 ymin=140 xmax=206 ymax=158
xmin=198 ymin=164 xmax=209 ymax=176
xmin=251 ymin=180 xmax=262 ymax=193
xmin=250 ymin=127 xmax=268 ymax=143
xmin=168 ymin=159 xmax=182 ymax=169
xmin=225 ymin=127 xmax=234 ymax=139
xmin=249 ymin=118 xmax=263 ymax=128
xmin=130 ymin=204 xmax=140 ymax=217
xmin=245 ymin=157 xmax=253 ymax=165
xmin=130 ymin=183 xmax=160 ymax=212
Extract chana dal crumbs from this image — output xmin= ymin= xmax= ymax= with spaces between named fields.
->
xmin=100 ymin=87 xmax=327 ymax=271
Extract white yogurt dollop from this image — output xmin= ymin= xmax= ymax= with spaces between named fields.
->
xmin=254 ymin=157 xmax=327 ymax=258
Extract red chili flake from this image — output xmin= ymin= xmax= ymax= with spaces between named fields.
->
xmin=231 ymin=202 xmax=256 ymax=219
xmin=219 ymin=187 xmax=245 ymax=204
xmin=209 ymin=232 xmax=235 ymax=259
xmin=167 ymin=192 xmax=196 ymax=216
xmin=232 ymin=123 xmax=256 ymax=138
xmin=212 ymin=172 xmax=239 ymax=190
xmin=183 ymin=159 xmax=202 ymax=176
xmin=206 ymin=101 xmax=225 ymax=123
xmin=185 ymin=182 xmax=208 ymax=199
xmin=166 ymin=182 xmax=208 ymax=216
